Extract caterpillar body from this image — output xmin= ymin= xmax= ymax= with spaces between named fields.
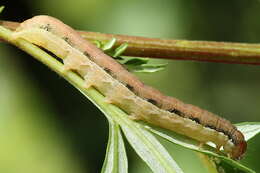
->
xmin=12 ymin=15 xmax=246 ymax=160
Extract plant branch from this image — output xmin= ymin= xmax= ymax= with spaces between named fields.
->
xmin=2 ymin=20 xmax=260 ymax=65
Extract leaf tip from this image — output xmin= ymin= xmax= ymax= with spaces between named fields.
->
xmin=0 ymin=6 xmax=5 ymax=14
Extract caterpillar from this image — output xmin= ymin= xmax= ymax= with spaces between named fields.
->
xmin=12 ymin=15 xmax=247 ymax=160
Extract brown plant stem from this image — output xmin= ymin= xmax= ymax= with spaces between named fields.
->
xmin=2 ymin=20 xmax=260 ymax=65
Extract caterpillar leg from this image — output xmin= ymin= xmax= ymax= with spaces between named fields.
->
xmin=104 ymin=90 xmax=119 ymax=104
xmin=63 ymin=52 xmax=89 ymax=71
xmin=83 ymin=81 xmax=94 ymax=89
xmin=63 ymin=57 xmax=76 ymax=71
xmin=215 ymin=145 xmax=225 ymax=156
xmin=129 ymin=114 xmax=143 ymax=121
xmin=198 ymin=142 xmax=205 ymax=150
xmin=103 ymin=82 xmax=123 ymax=104
xmin=104 ymin=97 xmax=114 ymax=104
xmin=216 ymin=145 xmax=221 ymax=152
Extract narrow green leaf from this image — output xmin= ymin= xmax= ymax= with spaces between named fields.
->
xmin=115 ymin=56 xmax=167 ymax=73
xmin=102 ymin=38 xmax=116 ymax=51
xmin=109 ymin=109 xmax=184 ymax=173
xmin=128 ymin=63 xmax=168 ymax=73
xmin=236 ymin=122 xmax=260 ymax=141
xmin=196 ymin=153 xmax=219 ymax=173
xmin=98 ymin=38 xmax=167 ymax=74
xmin=119 ymin=57 xmax=149 ymax=65
xmin=92 ymin=40 xmax=102 ymax=48
xmin=101 ymin=118 xmax=128 ymax=173
xmin=143 ymin=123 xmax=255 ymax=173
xmin=0 ymin=6 xmax=4 ymax=14
xmin=117 ymin=127 xmax=128 ymax=172
xmin=101 ymin=119 xmax=118 ymax=173
xmin=113 ymin=43 xmax=128 ymax=57
xmin=122 ymin=127 xmax=183 ymax=173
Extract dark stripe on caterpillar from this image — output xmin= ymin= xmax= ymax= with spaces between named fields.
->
xmin=168 ymin=109 xmax=185 ymax=117
xmin=125 ymin=84 xmax=134 ymax=92
xmin=63 ymin=37 xmax=74 ymax=46
xmin=103 ymin=67 xmax=121 ymax=80
xmin=147 ymin=98 xmax=158 ymax=106
xmin=190 ymin=117 xmax=201 ymax=124
xmin=104 ymin=67 xmax=112 ymax=74
xmin=83 ymin=51 xmax=91 ymax=58
xmin=40 ymin=23 xmax=51 ymax=31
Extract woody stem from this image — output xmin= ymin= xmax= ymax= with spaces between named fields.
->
xmin=2 ymin=20 xmax=260 ymax=65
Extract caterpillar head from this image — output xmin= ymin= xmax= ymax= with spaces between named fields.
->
xmin=231 ymin=131 xmax=247 ymax=160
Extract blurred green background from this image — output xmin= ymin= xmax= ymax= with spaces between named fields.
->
xmin=1 ymin=0 xmax=260 ymax=172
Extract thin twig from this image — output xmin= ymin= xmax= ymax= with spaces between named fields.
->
xmin=2 ymin=20 xmax=260 ymax=65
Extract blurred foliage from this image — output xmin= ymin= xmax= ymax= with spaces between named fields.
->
xmin=0 ymin=44 xmax=85 ymax=173
xmin=1 ymin=0 xmax=260 ymax=172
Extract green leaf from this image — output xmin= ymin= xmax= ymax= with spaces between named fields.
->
xmin=98 ymin=38 xmax=168 ymax=74
xmin=122 ymin=127 xmax=183 ymax=173
xmin=101 ymin=118 xmax=128 ymax=173
xmin=236 ymin=122 xmax=260 ymax=141
xmin=92 ymin=40 xmax=102 ymax=48
xmin=118 ymin=57 xmax=149 ymax=65
xmin=143 ymin=123 xmax=255 ymax=173
xmin=116 ymin=56 xmax=167 ymax=73
xmin=0 ymin=6 xmax=4 ymax=14
xmin=113 ymin=43 xmax=128 ymax=57
xmin=109 ymin=109 xmax=184 ymax=173
xmin=117 ymin=127 xmax=128 ymax=172
xmin=102 ymin=38 xmax=116 ymax=51
xmin=128 ymin=63 xmax=168 ymax=73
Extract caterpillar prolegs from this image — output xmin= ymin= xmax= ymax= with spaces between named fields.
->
xmin=12 ymin=15 xmax=247 ymax=160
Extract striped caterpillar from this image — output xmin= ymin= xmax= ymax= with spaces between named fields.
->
xmin=12 ymin=15 xmax=247 ymax=160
